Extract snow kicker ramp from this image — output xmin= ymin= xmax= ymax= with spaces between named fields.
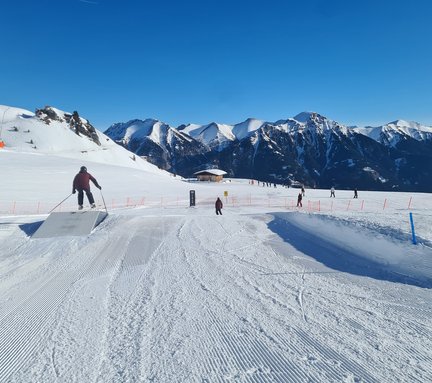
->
xmin=32 ymin=211 xmax=108 ymax=238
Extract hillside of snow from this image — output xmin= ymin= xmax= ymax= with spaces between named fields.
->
xmin=0 ymin=105 xmax=167 ymax=174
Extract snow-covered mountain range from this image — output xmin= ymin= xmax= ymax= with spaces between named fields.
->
xmin=105 ymin=112 xmax=432 ymax=192
xmin=2 ymin=104 xmax=432 ymax=191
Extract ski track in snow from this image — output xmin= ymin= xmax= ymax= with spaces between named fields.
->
xmin=0 ymin=209 xmax=431 ymax=382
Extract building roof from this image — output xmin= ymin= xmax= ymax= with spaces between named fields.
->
xmin=194 ymin=169 xmax=227 ymax=176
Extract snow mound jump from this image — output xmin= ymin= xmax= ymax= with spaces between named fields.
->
xmin=32 ymin=211 xmax=108 ymax=238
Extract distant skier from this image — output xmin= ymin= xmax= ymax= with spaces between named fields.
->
xmin=330 ymin=187 xmax=335 ymax=198
xmin=297 ymin=192 xmax=302 ymax=207
xmin=215 ymin=197 xmax=223 ymax=215
xmin=72 ymin=166 xmax=101 ymax=210
xmin=354 ymin=188 xmax=358 ymax=199
xmin=301 ymin=185 xmax=305 ymax=196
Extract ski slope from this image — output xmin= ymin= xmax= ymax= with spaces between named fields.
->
xmin=0 ymin=150 xmax=431 ymax=382
xmin=1 ymin=208 xmax=431 ymax=381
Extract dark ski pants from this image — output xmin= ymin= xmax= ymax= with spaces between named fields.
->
xmin=216 ymin=208 xmax=222 ymax=215
xmin=77 ymin=188 xmax=95 ymax=206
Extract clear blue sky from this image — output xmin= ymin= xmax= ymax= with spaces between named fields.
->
xmin=2 ymin=0 xmax=432 ymax=130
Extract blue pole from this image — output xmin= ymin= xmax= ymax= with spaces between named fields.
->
xmin=409 ymin=212 xmax=417 ymax=245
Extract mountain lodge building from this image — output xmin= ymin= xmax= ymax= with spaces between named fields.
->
xmin=194 ymin=169 xmax=227 ymax=182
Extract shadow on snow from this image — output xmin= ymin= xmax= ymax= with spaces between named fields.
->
xmin=19 ymin=221 xmax=44 ymax=236
xmin=267 ymin=214 xmax=431 ymax=289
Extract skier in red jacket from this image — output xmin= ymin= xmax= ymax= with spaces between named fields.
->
xmin=72 ymin=166 xmax=101 ymax=209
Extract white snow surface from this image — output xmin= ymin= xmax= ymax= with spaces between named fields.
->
xmin=121 ymin=120 xmax=157 ymax=142
xmin=1 ymin=108 xmax=432 ymax=382
xmin=232 ymin=118 xmax=265 ymax=141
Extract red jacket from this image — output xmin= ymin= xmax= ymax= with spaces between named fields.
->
xmin=73 ymin=171 xmax=100 ymax=191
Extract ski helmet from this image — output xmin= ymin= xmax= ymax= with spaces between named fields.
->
xmin=80 ymin=166 xmax=87 ymax=172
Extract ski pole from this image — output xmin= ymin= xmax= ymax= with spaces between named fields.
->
xmin=49 ymin=193 xmax=73 ymax=214
xmin=100 ymin=189 xmax=108 ymax=213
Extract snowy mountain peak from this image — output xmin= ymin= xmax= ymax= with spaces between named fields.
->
xmin=199 ymin=122 xmax=236 ymax=147
xmin=35 ymin=106 xmax=67 ymax=124
xmin=293 ymin=111 xmax=320 ymax=123
xmin=175 ymin=122 xmax=235 ymax=149
xmin=33 ymin=106 xmax=101 ymax=145
xmin=105 ymin=118 xmax=168 ymax=145
xmin=354 ymin=119 xmax=432 ymax=147
xmin=232 ymin=118 xmax=265 ymax=141
xmin=388 ymin=119 xmax=423 ymax=129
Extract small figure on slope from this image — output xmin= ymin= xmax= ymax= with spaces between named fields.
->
xmin=72 ymin=166 xmax=102 ymax=210
xmin=354 ymin=188 xmax=358 ymax=199
xmin=330 ymin=187 xmax=335 ymax=198
xmin=297 ymin=192 xmax=303 ymax=207
xmin=215 ymin=197 xmax=223 ymax=215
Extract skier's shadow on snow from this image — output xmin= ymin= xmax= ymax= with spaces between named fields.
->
xmin=267 ymin=214 xmax=431 ymax=289
xmin=19 ymin=221 xmax=44 ymax=236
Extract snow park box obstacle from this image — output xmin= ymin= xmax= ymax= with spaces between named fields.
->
xmin=32 ymin=211 xmax=108 ymax=238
